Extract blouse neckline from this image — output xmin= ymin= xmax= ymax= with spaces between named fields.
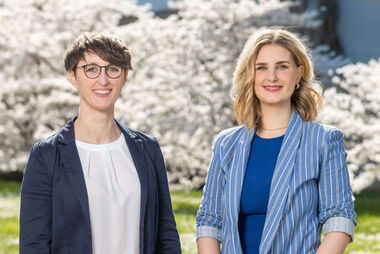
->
xmin=75 ymin=134 xmax=125 ymax=150
xmin=254 ymin=133 xmax=285 ymax=141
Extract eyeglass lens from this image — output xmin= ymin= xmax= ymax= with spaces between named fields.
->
xmin=84 ymin=64 xmax=122 ymax=79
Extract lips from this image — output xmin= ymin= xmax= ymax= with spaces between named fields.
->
xmin=263 ymin=85 xmax=282 ymax=92
xmin=93 ymin=89 xmax=111 ymax=95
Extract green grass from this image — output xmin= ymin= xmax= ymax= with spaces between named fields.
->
xmin=0 ymin=180 xmax=21 ymax=196
xmin=344 ymin=191 xmax=380 ymax=253
xmin=1 ymin=180 xmax=379 ymax=253
xmin=171 ymin=190 xmax=201 ymax=254
xmin=0 ymin=180 xmax=20 ymax=254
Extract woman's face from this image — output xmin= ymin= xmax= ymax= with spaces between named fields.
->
xmin=67 ymin=52 xmax=127 ymax=115
xmin=254 ymin=44 xmax=303 ymax=109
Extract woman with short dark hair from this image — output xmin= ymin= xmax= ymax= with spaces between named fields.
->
xmin=20 ymin=32 xmax=181 ymax=254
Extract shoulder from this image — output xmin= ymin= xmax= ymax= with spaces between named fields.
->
xmin=117 ymin=122 xmax=161 ymax=157
xmin=30 ymin=130 xmax=61 ymax=158
xmin=303 ymin=121 xmax=345 ymax=147
xmin=30 ymin=116 xmax=76 ymax=154
xmin=212 ymin=125 xmax=248 ymax=154
xmin=118 ymin=123 xmax=158 ymax=145
xmin=26 ymin=130 xmax=62 ymax=178
xmin=214 ymin=125 xmax=246 ymax=143
xmin=310 ymin=122 xmax=343 ymax=138
xmin=216 ymin=125 xmax=246 ymax=138
xmin=133 ymin=130 xmax=157 ymax=144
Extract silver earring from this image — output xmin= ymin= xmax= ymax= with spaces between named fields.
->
xmin=295 ymin=83 xmax=300 ymax=89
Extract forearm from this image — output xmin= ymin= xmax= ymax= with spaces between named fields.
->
xmin=197 ymin=237 xmax=220 ymax=254
xmin=316 ymin=232 xmax=351 ymax=254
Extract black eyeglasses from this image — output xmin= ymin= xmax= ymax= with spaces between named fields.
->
xmin=77 ymin=64 xmax=123 ymax=79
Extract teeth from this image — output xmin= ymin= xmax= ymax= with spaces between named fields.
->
xmin=94 ymin=90 xmax=110 ymax=94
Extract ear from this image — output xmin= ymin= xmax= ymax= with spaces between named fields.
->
xmin=122 ymin=70 xmax=129 ymax=87
xmin=67 ymin=70 xmax=79 ymax=90
xmin=297 ymin=65 xmax=304 ymax=83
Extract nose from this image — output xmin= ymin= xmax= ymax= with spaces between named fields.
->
xmin=97 ymin=68 xmax=109 ymax=86
xmin=267 ymin=67 xmax=278 ymax=82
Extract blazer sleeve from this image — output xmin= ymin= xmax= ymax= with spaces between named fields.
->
xmin=195 ymin=134 xmax=225 ymax=242
xmin=20 ymin=143 xmax=52 ymax=254
xmin=318 ymin=128 xmax=357 ymax=239
xmin=153 ymin=138 xmax=182 ymax=254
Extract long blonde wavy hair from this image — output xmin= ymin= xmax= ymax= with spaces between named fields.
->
xmin=231 ymin=28 xmax=323 ymax=129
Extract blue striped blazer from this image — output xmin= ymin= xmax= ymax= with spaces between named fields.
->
xmin=196 ymin=111 xmax=356 ymax=253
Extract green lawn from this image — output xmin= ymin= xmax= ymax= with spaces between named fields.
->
xmin=1 ymin=180 xmax=379 ymax=253
xmin=0 ymin=180 xmax=20 ymax=254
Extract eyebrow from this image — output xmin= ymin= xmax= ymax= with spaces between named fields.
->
xmin=255 ymin=61 xmax=291 ymax=65
xmin=81 ymin=61 xmax=98 ymax=65
xmin=83 ymin=62 xmax=112 ymax=66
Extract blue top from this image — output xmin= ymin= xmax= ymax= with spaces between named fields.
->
xmin=239 ymin=133 xmax=284 ymax=254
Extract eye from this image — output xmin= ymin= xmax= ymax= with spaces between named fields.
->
xmin=255 ymin=66 xmax=266 ymax=71
xmin=108 ymin=65 xmax=121 ymax=72
xmin=85 ymin=65 xmax=99 ymax=73
xmin=277 ymin=64 xmax=289 ymax=70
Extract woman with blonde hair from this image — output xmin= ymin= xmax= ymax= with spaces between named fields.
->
xmin=196 ymin=28 xmax=356 ymax=253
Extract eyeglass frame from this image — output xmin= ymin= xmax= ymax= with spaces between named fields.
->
xmin=76 ymin=63 xmax=125 ymax=79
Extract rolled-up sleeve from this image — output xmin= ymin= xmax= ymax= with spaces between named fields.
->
xmin=318 ymin=128 xmax=357 ymax=240
xmin=196 ymin=135 xmax=225 ymax=242
xmin=324 ymin=216 xmax=355 ymax=240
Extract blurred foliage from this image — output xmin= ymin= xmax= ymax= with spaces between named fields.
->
xmin=0 ymin=180 xmax=21 ymax=196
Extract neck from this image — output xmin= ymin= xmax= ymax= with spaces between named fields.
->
xmin=74 ymin=107 xmax=121 ymax=144
xmin=257 ymin=104 xmax=292 ymax=138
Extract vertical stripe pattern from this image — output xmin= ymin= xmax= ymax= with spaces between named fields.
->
xmin=196 ymin=111 xmax=356 ymax=253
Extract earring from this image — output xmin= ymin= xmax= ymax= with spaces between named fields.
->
xmin=295 ymin=83 xmax=300 ymax=89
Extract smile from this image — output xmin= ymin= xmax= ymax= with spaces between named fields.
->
xmin=93 ymin=89 xmax=111 ymax=95
xmin=263 ymin=85 xmax=282 ymax=92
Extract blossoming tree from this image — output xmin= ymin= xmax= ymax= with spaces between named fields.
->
xmin=319 ymin=58 xmax=380 ymax=192
xmin=0 ymin=0 xmax=377 ymax=192
xmin=0 ymin=0 xmax=148 ymax=173
xmin=119 ymin=0 xmax=321 ymax=188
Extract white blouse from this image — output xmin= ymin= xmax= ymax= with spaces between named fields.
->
xmin=75 ymin=134 xmax=141 ymax=254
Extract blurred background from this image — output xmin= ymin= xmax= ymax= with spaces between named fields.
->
xmin=0 ymin=0 xmax=379 ymax=253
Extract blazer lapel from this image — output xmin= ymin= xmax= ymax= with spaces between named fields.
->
xmin=260 ymin=111 xmax=303 ymax=253
xmin=233 ymin=128 xmax=255 ymax=212
xmin=58 ymin=117 xmax=91 ymax=224
xmin=116 ymin=121 xmax=148 ymax=249
xmin=226 ymin=127 xmax=254 ymax=247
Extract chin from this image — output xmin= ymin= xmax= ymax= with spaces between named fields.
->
xmin=91 ymin=105 xmax=115 ymax=113
xmin=261 ymin=100 xmax=282 ymax=105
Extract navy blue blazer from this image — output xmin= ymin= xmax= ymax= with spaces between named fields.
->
xmin=20 ymin=117 xmax=181 ymax=254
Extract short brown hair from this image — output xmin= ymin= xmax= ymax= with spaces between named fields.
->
xmin=231 ymin=28 xmax=322 ymax=129
xmin=64 ymin=32 xmax=133 ymax=72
